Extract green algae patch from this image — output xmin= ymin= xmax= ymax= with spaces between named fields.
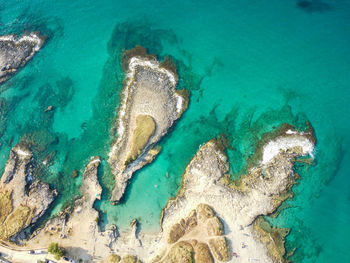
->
xmin=0 ymin=204 xmax=34 ymax=240
xmin=0 ymin=190 xmax=13 ymax=224
xmin=126 ymin=114 xmax=156 ymax=164
xmin=253 ymin=216 xmax=290 ymax=263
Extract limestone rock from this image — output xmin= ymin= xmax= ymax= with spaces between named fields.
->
xmin=0 ymin=32 xmax=45 ymax=84
xmin=105 ymin=254 xmax=121 ymax=262
xmin=167 ymin=222 xmax=185 ymax=244
xmin=206 ymin=216 xmax=224 ymax=236
xmin=0 ymin=144 xmax=56 ymax=241
xmin=121 ymin=255 xmax=142 ymax=263
xmin=162 ymin=241 xmax=194 ymax=263
xmin=193 ymin=242 xmax=214 ymax=263
xmin=108 ymin=46 xmax=189 ymax=203
xmin=196 ymin=203 xmax=214 ymax=222
xmin=27 ymin=180 xmax=56 ymax=222
xmin=208 ymin=236 xmax=231 ymax=262
xmin=183 ymin=209 xmax=198 ymax=231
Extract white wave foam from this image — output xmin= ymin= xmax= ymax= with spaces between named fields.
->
xmin=262 ymin=135 xmax=314 ymax=164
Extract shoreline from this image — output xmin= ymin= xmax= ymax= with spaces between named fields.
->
xmin=0 ymin=124 xmax=315 ymax=262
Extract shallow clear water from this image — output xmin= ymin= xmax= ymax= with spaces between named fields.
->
xmin=0 ymin=0 xmax=349 ymax=262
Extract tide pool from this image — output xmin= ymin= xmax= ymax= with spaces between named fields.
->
xmin=0 ymin=0 xmax=349 ymax=262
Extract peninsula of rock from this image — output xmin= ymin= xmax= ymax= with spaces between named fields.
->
xmin=0 ymin=143 xmax=56 ymax=243
xmin=108 ymin=46 xmax=189 ymax=203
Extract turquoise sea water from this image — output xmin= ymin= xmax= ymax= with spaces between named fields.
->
xmin=0 ymin=0 xmax=349 ymax=262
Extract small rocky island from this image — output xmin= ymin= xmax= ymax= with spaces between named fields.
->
xmin=108 ymin=46 xmax=189 ymax=203
xmin=0 ymin=32 xmax=45 ymax=84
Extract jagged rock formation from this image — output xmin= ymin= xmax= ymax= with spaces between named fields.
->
xmin=20 ymin=126 xmax=314 ymax=263
xmin=28 ymin=156 xmax=116 ymax=262
xmin=0 ymin=32 xmax=45 ymax=84
xmin=108 ymin=46 xmax=189 ymax=203
xmin=153 ymin=127 xmax=315 ymax=263
xmin=0 ymin=144 xmax=56 ymax=242
xmin=159 ymin=204 xmax=230 ymax=263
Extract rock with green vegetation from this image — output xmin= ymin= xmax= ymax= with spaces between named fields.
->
xmin=206 ymin=216 xmax=224 ymax=236
xmin=253 ymin=216 xmax=290 ymax=262
xmin=162 ymin=241 xmax=194 ymax=263
xmin=196 ymin=204 xmax=214 ymax=222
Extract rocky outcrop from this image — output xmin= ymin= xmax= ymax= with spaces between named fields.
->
xmin=0 ymin=32 xmax=45 ymax=84
xmin=154 ymin=127 xmax=315 ymax=263
xmin=103 ymin=253 xmax=143 ymax=263
xmin=79 ymin=156 xmax=102 ymax=207
xmin=0 ymin=144 xmax=56 ymax=241
xmin=208 ymin=237 xmax=230 ymax=262
xmin=26 ymin=157 xmax=112 ymax=262
xmin=158 ymin=204 xmax=230 ymax=263
xmin=121 ymin=255 xmax=143 ymax=263
xmin=193 ymin=242 xmax=214 ymax=263
xmin=161 ymin=241 xmax=194 ymax=263
xmin=108 ymin=46 xmax=189 ymax=203
xmin=105 ymin=254 xmax=121 ymax=263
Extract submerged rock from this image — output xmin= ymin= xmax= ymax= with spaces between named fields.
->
xmin=108 ymin=46 xmax=189 ymax=203
xmin=71 ymin=169 xmax=79 ymax=178
xmin=44 ymin=105 xmax=54 ymax=112
xmin=0 ymin=32 xmax=45 ymax=84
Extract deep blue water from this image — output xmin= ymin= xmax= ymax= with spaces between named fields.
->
xmin=0 ymin=0 xmax=349 ymax=262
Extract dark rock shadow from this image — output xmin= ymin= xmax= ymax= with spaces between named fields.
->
xmin=65 ymin=246 xmax=94 ymax=262
xmin=296 ymin=0 xmax=332 ymax=13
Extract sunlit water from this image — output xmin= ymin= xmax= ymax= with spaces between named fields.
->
xmin=0 ymin=0 xmax=349 ymax=262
